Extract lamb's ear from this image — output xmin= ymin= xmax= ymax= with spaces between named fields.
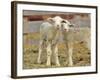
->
xmin=61 ymin=20 xmax=66 ymax=23
xmin=47 ymin=17 xmax=54 ymax=23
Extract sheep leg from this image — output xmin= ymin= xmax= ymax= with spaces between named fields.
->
xmin=46 ymin=42 xmax=52 ymax=66
xmin=68 ymin=43 xmax=73 ymax=66
xmin=37 ymin=40 xmax=43 ymax=64
xmin=54 ymin=44 xmax=60 ymax=66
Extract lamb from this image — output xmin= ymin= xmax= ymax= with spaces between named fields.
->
xmin=61 ymin=19 xmax=90 ymax=66
xmin=61 ymin=19 xmax=74 ymax=66
xmin=37 ymin=16 xmax=63 ymax=66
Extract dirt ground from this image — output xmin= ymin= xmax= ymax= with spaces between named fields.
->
xmin=23 ymin=29 xmax=91 ymax=69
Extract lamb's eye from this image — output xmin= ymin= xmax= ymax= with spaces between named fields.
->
xmin=69 ymin=24 xmax=74 ymax=27
xmin=61 ymin=24 xmax=64 ymax=28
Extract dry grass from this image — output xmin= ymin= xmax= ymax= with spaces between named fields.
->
xmin=23 ymin=28 xmax=91 ymax=69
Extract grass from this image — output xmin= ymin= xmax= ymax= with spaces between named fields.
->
xmin=23 ymin=28 xmax=91 ymax=69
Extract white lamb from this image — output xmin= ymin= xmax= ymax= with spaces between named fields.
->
xmin=37 ymin=16 xmax=63 ymax=66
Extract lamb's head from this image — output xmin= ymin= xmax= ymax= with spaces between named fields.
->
xmin=61 ymin=19 xmax=74 ymax=32
xmin=47 ymin=16 xmax=63 ymax=30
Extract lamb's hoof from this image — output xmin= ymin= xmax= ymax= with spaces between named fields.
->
xmin=68 ymin=64 xmax=73 ymax=67
xmin=56 ymin=63 xmax=60 ymax=67
xmin=37 ymin=61 xmax=41 ymax=64
xmin=46 ymin=64 xmax=51 ymax=67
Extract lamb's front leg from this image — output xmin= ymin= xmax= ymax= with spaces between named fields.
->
xmin=68 ymin=43 xmax=73 ymax=66
xmin=37 ymin=40 xmax=43 ymax=64
xmin=54 ymin=44 xmax=60 ymax=66
xmin=46 ymin=42 xmax=52 ymax=66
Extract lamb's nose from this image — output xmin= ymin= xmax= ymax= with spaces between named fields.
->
xmin=64 ymin=29 xmax=67 ymax=31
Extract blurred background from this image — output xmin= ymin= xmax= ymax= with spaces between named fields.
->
xmin=23 ymin=10 xmax=90 ymax=33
